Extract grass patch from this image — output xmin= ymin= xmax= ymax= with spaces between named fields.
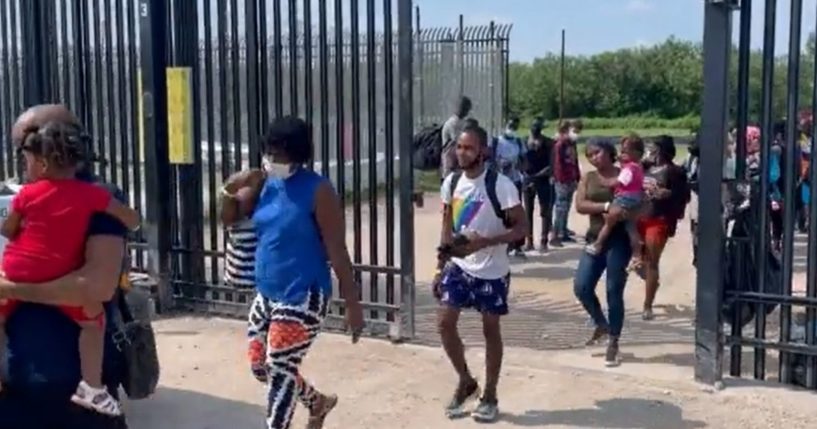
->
xmin=580 ymin=128 xmax=691 ymax=138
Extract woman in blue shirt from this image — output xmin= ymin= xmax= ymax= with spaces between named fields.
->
xmin=221 ymin=116 xmax=363 ymax=429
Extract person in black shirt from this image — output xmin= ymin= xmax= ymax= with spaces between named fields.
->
xmin=523 ymin=118 xmax=554 ymax=252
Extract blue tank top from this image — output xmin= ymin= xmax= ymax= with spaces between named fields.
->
xmin=252 ymin=168 xmax=332 ymax=303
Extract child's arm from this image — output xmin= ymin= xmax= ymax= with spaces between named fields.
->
xmin=2 ymin=188 xmax=31 ymax=239
xmin=105 ymin=199 xmax=140 ymax=231
xmin=1 ymin=210 xmax=23 ymax=239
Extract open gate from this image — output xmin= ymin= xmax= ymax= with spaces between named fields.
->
xmin=0 ymin=0 xmax=418 ymax=340
xmin=697 ymin=0 xmax=817 ymax=389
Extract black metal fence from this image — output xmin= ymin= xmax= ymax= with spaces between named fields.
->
xmin=697 ymin=0 xmax=817 ymax=390
xmin=0 ymin=0 xmax=431 ymax=340
xmin=414 ymin=15 xmax=512 ymax=134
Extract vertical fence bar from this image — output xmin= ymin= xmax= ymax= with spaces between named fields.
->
xmin=139 ymin=0 xmax=173 ymax=310
xmin=415 ymin=6 xmax=423 ymax=126
xmin=729 ymin=0 xmax=752 ymax=378
xmin=350 ymin=0 xmax=363 ymax=292
xmin=104 ymin=0 xmax=119 ymax=184
xmin=229 ymin=0 xmax=241 ymax=171
xmin=60 ymin=0 xmax=71 ymax=105
xmin=288 ymin=0 xmax=299 ymax=116
xmin=807 ymin=2 xmax=817 ymax=384
xmin=245 ymin=0 xmax=260 ymax=165
xmin=20 ymin=0 xmax=45 ymax=106
xmin=397 ymin=0 xmax=414 ymax=338
xmin=334 ymin=0 xmax=346 ymax=205
xmin=695 ymin=0 xmax=731 ymax=385
xmin=383 ymin=0 xmax=396 ymax=321
xmin=203 ymin=0 xmax=218 ymax=283
xmin=273 ymin=0 xmax=284 ymax=116
xmin=318 ymin=0 xmax=330 ymax=177
xmin=0 ymin=0 xmax=12 ymax=178
xmin=216 ymin=0 xmax=228 ymax=180
xmin=126 ymin=0 xmax=145 ymax=268
xmin=755 ymin=0 xmax=777 ymax=380
xmin=366 ymin=0 xmax=379 ymax=319
xmin=779 ymin=0 xmax=803 ymax=385
xmin=303 ymin=0 xmax=314 ymax=169
xmin=92 ymin=0 xmax=106 ymax=180
xmin=115 ymin=0 xmax=130 ymax=200
xmin=258 ymin=0 xmax=268 ymax=127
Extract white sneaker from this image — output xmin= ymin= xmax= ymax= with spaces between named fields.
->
xmin=70 ymin=380 xmax=123 ymax=416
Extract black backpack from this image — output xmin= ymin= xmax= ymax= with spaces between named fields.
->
xmin=413 ymin=124 xmax=444 ymax=171
xmin=449 ymin=168 xmax=512 ymax=228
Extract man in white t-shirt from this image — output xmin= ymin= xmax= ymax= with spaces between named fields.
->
xmin=433 ymin=124 xmax=528 ymax=423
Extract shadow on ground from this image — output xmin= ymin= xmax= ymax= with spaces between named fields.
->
xmin=502 ymin=398 xmax=707 ymax=428
xmin=413 ymin=285 xmax=697 ymax=351
xmin=127 ymin=387 xmax=263 ymax=429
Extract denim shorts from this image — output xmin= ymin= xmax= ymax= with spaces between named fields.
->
xmin=439 ymin=264 xmax=510 ymax=315
xmin=613 ymin=194 xmax=642 ymax=210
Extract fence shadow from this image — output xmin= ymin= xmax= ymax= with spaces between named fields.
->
xmin=127 ymin=387 xmax=263 ymax=429
xmin=502 ymin=398 xmax=707 ymax=428
xmin=412 ymin=286 xmax=697 ymax=351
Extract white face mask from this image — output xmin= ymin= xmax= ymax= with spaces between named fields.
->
xmin=262 ymin=155 xmax=295 ymax=179
xmin=568 ymin=129 xmax=580 ymax=141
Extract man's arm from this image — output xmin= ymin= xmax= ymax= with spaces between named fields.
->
xmin=0 ymin=234 xmax=125 ymax=305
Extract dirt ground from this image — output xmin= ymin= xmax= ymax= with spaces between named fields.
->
xmin=125 ymin=196 xmax=817 ymax=429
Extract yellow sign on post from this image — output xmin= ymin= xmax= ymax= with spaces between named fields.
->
xmin=166 ymin=67 xmax=194 ymax=164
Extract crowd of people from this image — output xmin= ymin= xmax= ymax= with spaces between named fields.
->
xmin=0 ymin=101 xmax=808 ymax=429
xmin=430 ymin=96 xmax=692 ymax=422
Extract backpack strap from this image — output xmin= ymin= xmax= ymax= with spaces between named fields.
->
xmin=484 ymin=168 xmax=512 ymax=228
xmin=449 ymin=171 xmax=462 ymax=202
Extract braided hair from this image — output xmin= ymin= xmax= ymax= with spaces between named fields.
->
xmin=20 ymin=121 xmax=89 ymax=170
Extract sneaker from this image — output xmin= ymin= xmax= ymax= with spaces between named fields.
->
xmin=471 ymin=397 xmax=500 ymax=423
xmin=71 ymin=380 xmax=123 ymax=416
xmin=306 ymin=394 xmax=339 ymax=429
xmin=585 ymin=326 xmax=609 ymax=346
xmin=445 ymin=379 xmax=480 ymax=419
xmin=562 ymin=235 xmax=576 ymax=243
xmin=642 ymin=308 xmax=655 ymax=321
xmin=605 ymin=338 xmax=621 ymax=367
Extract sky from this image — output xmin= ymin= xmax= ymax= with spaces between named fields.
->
xmin=413 ymin=0 xmax=817 ymax=62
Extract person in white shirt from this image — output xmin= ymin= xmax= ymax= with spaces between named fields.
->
xmin=432 ymin=124 xmax=528 ymax=423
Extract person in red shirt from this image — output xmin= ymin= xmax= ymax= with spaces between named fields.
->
xmin=0 ymin=122 xmax=139 ymax=416
xmin=550 ymin=121 xmax=581 ymax=246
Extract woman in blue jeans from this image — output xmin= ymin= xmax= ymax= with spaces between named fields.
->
xmin=573 ymin=140 xmax=632 ymax=367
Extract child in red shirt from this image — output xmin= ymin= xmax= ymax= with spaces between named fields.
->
xmin=586 ymin=135 xmax=646 ymax=264
xmin=0 ymin=123 xmax=140 ymax=416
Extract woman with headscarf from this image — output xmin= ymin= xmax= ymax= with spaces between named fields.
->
xmin=573 ymin=139 xmax=632 ymax=367
xmin=639 ymin=136 xmax=689 ymax=321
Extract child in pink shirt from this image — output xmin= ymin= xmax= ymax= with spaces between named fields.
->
xmin=586 ymin=135 xmax=645 ymax=262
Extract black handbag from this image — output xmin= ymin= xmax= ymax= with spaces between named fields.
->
xmin=112 ymin=289 xmax=160 ymax=400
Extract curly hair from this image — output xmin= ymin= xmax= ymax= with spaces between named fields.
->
xmin=20 ymin=121 xmax=87 ymax=169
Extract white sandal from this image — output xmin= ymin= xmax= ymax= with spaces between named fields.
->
xmin=70 ymin=380 xmax=123 ymax=416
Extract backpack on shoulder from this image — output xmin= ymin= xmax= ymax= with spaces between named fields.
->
xmin=448 ymin=168 xmax=512 ymax=228
xmin=412 ymin=124 xmax=444 ymax=171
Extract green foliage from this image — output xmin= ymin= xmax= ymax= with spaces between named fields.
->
xmin=510 ymin=35 xmax=817 ymax=125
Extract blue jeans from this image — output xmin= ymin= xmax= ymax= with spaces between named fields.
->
xmin=553 ymin=182 xmax=576 ymax=238
xmin=573 ymin=231 xmax=632 ymax=337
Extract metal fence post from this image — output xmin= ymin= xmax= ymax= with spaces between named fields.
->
xmin=139 ymin=0 xmax=174 ymax=311
xmin=695 ymin=0 xmax=733 ymax=385
xmin=20 ymin=0 xmax=51 ymax=106
xmin=397 ymin=0 xmax=415 ymax=339
xmin=172 ymin=0 xmax=206 ymax=298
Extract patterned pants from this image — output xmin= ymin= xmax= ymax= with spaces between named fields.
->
xmin=247 ymin=290 xmax=328 ymax=429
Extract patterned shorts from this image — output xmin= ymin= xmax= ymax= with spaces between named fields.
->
xmin=439 ymin=263 xmax=510 ymax=315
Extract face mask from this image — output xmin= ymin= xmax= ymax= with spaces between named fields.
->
xmin=568 ymin=129 xmax=580 ymax=141
xmin=262 ymin=155 xmax=295 ymax=179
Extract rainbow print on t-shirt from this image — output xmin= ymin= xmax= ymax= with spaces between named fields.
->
xmin=451 ymin=193 xmax=483 ymax=232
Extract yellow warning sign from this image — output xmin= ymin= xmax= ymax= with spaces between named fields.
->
xmin=166 ymin=67 xmax=194 ymax=164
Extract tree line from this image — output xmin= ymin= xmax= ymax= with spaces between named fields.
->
xmin=508 ymin=34 xmax=817 ymax=128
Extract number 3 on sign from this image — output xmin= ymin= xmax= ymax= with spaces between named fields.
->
xmin=141 ymin=2 xmax=148 ymax=17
